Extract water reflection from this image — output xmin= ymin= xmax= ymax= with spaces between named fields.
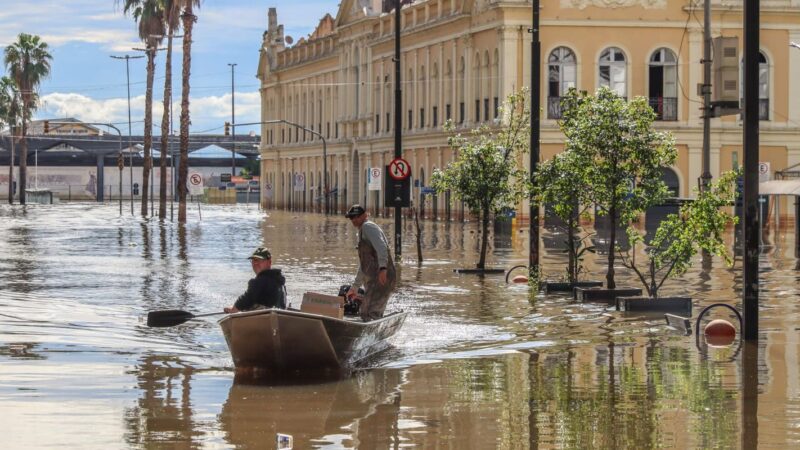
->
xmin=220 ymin=370 xmax=403 ymax=448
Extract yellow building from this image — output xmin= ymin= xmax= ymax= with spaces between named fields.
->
xmin=257 ymin=0 xmax=800 ymax=219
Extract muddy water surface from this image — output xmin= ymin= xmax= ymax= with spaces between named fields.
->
xmin=1 ymin=203 xmax=799 ymax=449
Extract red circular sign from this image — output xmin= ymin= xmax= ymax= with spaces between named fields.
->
xmin=388 ymin=157 xmax=411 ymax=181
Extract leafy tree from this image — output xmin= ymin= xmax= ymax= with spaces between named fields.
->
xmin=533 ymin=149 xmax=594 ymax=283
xmin=432 ymin=90 xmax=530 ymax=269
xmin=0 ymin=76 xmax=23 ymax=204
xmin=176 ymin=0 xmax=202 ymax=223
xmin=618 ymin=170 xmax=739 ymax=298
xmin=121 ymin=0 xmax=166 ymax=217
xmin=3 ymin=33 xmax=52 ymax=205
xmin=560 ymin=88 xmax=676 ymax=289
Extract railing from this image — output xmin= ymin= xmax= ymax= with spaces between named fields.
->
xmin=547 ymin=96 xmax=563 ymax=120
xmin=648 ymin=97 xmax=678 ymax=121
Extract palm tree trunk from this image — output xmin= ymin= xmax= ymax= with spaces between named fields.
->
xmin=158 ymin=33 xmax=174 ymax=219
xmin=19 ymin=119 xmax=27 ymax=205
xmin=178 ymin=6 xmax=195 ymax=223
xmin=7 ymin=126 xmax=14 ymax=204
xmin=141 ymin=48 xmax=156 ymax=217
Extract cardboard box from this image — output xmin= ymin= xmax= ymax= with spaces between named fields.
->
xmin=300 ymin=292 xmax=344 ymax=319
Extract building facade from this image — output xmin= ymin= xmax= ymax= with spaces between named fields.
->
xmin=257 ymin=0 xmax=800 ymax=219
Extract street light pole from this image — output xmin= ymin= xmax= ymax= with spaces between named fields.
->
xmin=228 ymin=63 xmax=237 ymax=179
xmin=234 ymin=120 xmax=328 ymax=214
xmin=529 ymin=0 xmax=541 ymax=276
xmin=394 ymin=0 xmax=403 ymax=262
xmin=110 ymin=54 xmax=144 ymax=216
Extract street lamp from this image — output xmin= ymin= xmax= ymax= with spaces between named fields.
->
xmin=228 ymin=63 xmax=237 ymax=179
xmin=110 ymin=53 xmax=144 ymax=215
xmin=791 ymin=42 xmax=800 ymax=50
xmin=233 ymin=119 xmax=329 ymax=214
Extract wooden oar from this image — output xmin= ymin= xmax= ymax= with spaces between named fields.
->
xmin=146 ymin=309 xmax=226 ymax=327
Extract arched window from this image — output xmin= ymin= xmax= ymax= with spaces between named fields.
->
xmin=419 ymin=65 xmax=427 ymax=128
xmin=649 ymin=48 xmax=678 ymax=121
xmin=599 ymin=47 xmax=627 ymax=97
xmin=740 ymin=51 xmax=770 ymax=120
xmin=474 ymin=51 xmax=481 ymax=122
xmin=445 ymin=60 xmax=453 ymax=122
xmin=547 ymin=46 xmax=576 ymax=119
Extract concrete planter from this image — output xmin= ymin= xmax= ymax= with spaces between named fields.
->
xmin=574 ymin=287 xmax=642 ymax=305
xmin=543 ymin=281 xmax=603 ymax=294
xmin=622 ymin=297 xmax=693 ymax=316
xmin=454 ymin=268 xmax=505 ymax=274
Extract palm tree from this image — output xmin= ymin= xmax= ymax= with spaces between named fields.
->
xmin=3 ymin=33 xmax=52 ymax=205
xmin=158 ymin=0 xmax=181 ymax=219
xmin=122 ymin=0 xmax=166 ymax=217
xmin=177 ymin=0 xmax=201 ymax=223
xmin=0 ymin=76 xmax=23 ymax=204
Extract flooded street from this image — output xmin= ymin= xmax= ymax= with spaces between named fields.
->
xmin=1 ymin=203 xmax=799 ymax=448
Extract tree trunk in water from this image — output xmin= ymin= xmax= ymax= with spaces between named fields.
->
xmin=478 ymin=206 xmax=490 ymax=269
xmin=178 ymin=7 xmax=195 ymax=223
xmin=606 ymin=202 xmax=617 ymax=289
xmin=141 ymin=49 xmax=156 ymax=217
xmin=8 ymin=127 xmax=14 ymax=204
xmin=414 ymin=206 xmax=423 ymax=264
xmin=159 ymin=33 xmax=174 ymax=220
xmin=567 ymin=216 xmax=576 ymax=283
xmin=19 ymin=120 xmax=27 ymax=205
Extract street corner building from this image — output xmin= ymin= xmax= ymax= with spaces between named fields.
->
xmin=256 ymin=0 xmax=800 ymax=221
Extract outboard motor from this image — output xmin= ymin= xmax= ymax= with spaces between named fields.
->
xmin=338 ymin=284 xmax=364 ymax=317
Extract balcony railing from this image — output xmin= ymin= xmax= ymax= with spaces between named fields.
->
xmin=547 ymin=96 xmax=563 ymax=120
xmin=648 ymin=97 xmax=678 ymax=121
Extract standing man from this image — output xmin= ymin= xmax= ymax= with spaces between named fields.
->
xmin=345 ymin=204 xmax=397 ymax=321
xmin=224 ymin=247 xmax=286 ymax=313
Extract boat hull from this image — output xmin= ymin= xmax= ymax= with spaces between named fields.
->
xmin=218 ymin=308 xmax=407 ymax=374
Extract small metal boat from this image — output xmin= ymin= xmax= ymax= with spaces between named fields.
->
xmin=218 ymin=308 xmax=407 ymax=374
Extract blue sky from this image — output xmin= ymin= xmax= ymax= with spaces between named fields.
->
xmin=0 ymin=1 xmax=337 ymax=137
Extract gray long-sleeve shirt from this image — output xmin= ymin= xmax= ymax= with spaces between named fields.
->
xmin=353 ymin=220 xmax=391 ymax=288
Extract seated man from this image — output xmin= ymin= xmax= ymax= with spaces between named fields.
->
xmin=224 ymin=247 xmax=286 ymax=313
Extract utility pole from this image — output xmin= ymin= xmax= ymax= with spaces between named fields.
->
xmin=700 ymin=0 xmax=713 ymax=191
xmin=394 ymin=0 xmax=403 ymax=262
xmin=229 ymin=63 xmax=237 ymax=179
xmin=742 ymin=0 xmax=760 ymax=341
xmin=529 ymin=0 xmax=541 ymax=276
xmin=110 ymin=54 xmax=144 ymax=216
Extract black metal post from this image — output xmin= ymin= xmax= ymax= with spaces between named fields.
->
xmin=742 ymin=0 xmax=760 ymax=341
xmin=394 ymin=0 xmax=403 ymax=262
xmin=529 ymin=0 xmax=541 ymax=274
xmin=700 ymin=0 xmax=712 ymax=191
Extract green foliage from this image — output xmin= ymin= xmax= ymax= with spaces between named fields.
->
xmin=0 ymin=76 xmax=23 ymax=131
xmin=619 ymin=170 xmax=740 ymax=298
xmin=533 ymin=150 xmax=595 ymax=282
xmin=560 ymin=87 xmax=677 ymax=288
xmin=432 ymin=89 xmax=530 ymax=268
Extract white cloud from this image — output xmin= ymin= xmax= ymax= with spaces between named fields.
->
xmin=39 ymin=90 xmax=261 ymax=135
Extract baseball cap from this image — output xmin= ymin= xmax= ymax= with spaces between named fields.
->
xmin=345 ymin=204 xmax=366 ymax=218
xmin=248 ymin=247 xmax=272 ymax=260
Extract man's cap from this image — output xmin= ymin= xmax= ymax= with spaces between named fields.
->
xmin=248 ymin=247 xmax=272 ymax=260
xmin=345 ymin=204 xmax=366 ymax=218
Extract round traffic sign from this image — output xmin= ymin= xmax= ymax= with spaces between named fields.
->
xmin=758 ymin=162 xmax=769 ymax=175
xmin=189 ymin=173 xmax=202 ymax=186
xmin=388 ymin=157 xmax=411 ymax=180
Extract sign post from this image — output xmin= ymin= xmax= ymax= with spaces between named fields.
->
xmin=188 ymin=172 xmax=204 ymax=220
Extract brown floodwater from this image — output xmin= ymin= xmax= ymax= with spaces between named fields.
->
xmin=0 ymin=203 xmax=798 ymax=449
